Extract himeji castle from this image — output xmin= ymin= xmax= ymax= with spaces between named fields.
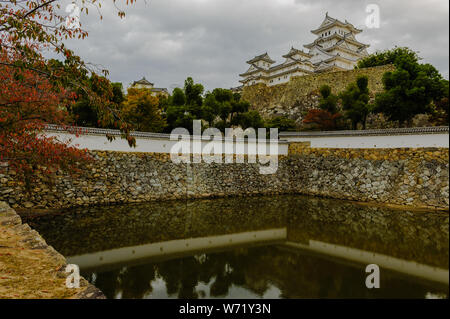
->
xmin=239 ymin=13 xmax=370 ymax=87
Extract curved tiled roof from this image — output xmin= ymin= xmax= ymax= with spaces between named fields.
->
xmin=279 ymin=126 xmax=450 ymax=138
xmin=152 ymin=88 xmax=169 ymax=93
xmin=282 ymin=47 xmax=312 ymax=59
xmin=132 ymin=77 xmax=154 ymax=86
xmin=239 ymin=64 xmax=266 ymax=77
xmin=304 ymin=33 xmax=369 ymax=50
xmin=311 ymin=13 xmax=362 ymax=35
xmin=246 ymin=53 xmax=276 ymax=64
xmin=44 ymin=124 xmax=288 ymax=144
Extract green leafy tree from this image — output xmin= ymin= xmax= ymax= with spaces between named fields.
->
xmin=238 ymin=110 xmax=265 ymax=130
xmin=164 ymin=80 xmax=264 ymax=133
xmin=318 ymin=85 xmax=339 ymax=113
xmin=429 ymin=94 xmax=449 ymax=126
xmin=202 ymin=93 xmax=221 ymax=127
xmin=208 ymin=88 xmax=233 ymax=123
xmin=358 ymin=47 xmax=448 ymax=126
xmin=70 ymin=74 xmax=124 ymax=128
xmin=373 ymin=56 xmax=448 ymax=126
xmin=339 ymin=76 xmax=371 ymax=129
xmin=111 ymin=83 xmax=125 ymax=105
xmin=184 ymin=77 xmax=204 ymax=107
xmin=206 ymin=89 xmax=260 ymax=131
xmin=164 ymin=80 xmax=202 ymax=133
xmin=166 ymin=107 xmax=196 ymax=132
xmin=212 ymin=88 xmax=233 ymax=102
xmin=230 ymin=100 xmax=250 ymax=124
xmin=172 ymin=88 xmax=186 ymax=106
xmin=357 ymin=47 xmax=419 ymax=69
xmin=266 ymin=116 xmax=297 ymax=131
xmin=303 ymin=84 xmax=341 ymax=131
xmin=218 ymin=102 xmax=232 ymax=123
xmin=202 ymin=88 xmax=248 ymax=129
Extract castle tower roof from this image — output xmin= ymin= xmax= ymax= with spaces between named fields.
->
xmin=311 ymin=13 xmax=363 ymax=35
xmin=246 ymin=52 xmax=276 ymax=64
xmin=132 ymin=77 xmax=154 ymax=87
xmin=282 ymin=47 xmax=312 ymax=59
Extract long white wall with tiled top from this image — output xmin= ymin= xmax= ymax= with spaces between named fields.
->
xmin=279 ymin=127 xmax=449 ymax=149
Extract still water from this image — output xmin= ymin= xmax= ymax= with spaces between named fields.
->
xmin=23 ymin=195 xmax=449 ymax=299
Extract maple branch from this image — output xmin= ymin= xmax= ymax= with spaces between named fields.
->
xmin=22 ymin=0 xmax=58 ymax=19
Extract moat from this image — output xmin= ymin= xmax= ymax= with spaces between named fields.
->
xmin=21 ymin=195 xmax=449 ymax=299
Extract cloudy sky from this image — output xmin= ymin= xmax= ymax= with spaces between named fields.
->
xmin=63 ymin=0 xmax=449 ymax=91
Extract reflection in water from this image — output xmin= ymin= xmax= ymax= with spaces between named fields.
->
xmin=67 ymin=229 xmax=287 ymax=269
xmin=23 ymin=195 xmax=449 ymax=299
xmin=84 ymin=247 xmax=446 ymax=299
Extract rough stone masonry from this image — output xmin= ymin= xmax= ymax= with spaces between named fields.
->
xmin=0 ymin=142 xmax=448 ymax=210
xmin=241 ymin=64 xmax=395 ymax=124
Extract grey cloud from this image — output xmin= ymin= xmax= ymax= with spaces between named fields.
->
xmin=64 ymin=0 xmax=449 ymax=92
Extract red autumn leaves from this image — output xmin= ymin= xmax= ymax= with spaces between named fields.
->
xmin=0 ymin=52 xmax=91 ymax=179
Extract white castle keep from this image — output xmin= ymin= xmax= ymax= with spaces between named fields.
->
xmin=239 ymin=13 xmax=370 ymax=87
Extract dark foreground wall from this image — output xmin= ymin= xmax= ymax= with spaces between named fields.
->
xmin=0 ymin=144 xmax=448 ymax=210
xmin=0 ymin=201 xmax=104 ymax=298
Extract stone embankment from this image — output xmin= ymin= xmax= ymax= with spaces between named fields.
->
xmin=241 ymin=64 xmax=395 ymax=124
xmin=288 ymin=143 xmax=449 ymax=210
xmin=0 ymin=201 xmax=104 ymax=299
xmin=0 ymin=144 xmax=448 ymax=211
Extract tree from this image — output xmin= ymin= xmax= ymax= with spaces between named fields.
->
xmin=303 ymin=85 xmax=341 ymax=131
xmin=70 ymin=74 xmax=125 ymax=128
xmin=339 ymin=76 xmax=371 ymax=129
xmin=206 ymin=88 xmax=261 ymax=131
xmin=164 ymin=81 xmax=265 ymax=133
xmin=184 ymin=77 xmax=204 ymax=107
xmin=266 ymin=116 xmax=297 ymax=131
xmin=429 ymin=95 xmax=449 ymax=126
xmin=318 ymin=85 xmax=339 ymax=114
xmin=230 ymin=100 xmax=250 ymax=125
xmin=164 ymin=84 xmax=192 ymax=133
xmin=202 ymin=93 xmax=221 ymax=127
xmin=111 ymin=83 xmax=125 ymax=105
xmin=303 ymin=109 xmax=342 ymax=131
xmin=172 ymin=88 xmax=186 ymax=106
xmin=165 ymin=105 xmax=196 ymax=133
xmin=121 ymin=88 xmax=166 ymax=133
xmin=183 ymin=77 xmax=204 ymax=119
xmin=373 ymin=55 xmax=448 ymax=126
xmin=0 ymin=1 xmax=136 ymax=180
xmin=1 ymin=1 xmax=134 ymax=130
xmin=357 ymin=47 xmax=419 ymax=69
xmin=237 ymin=110 xmax=264 ymax=130
xmin=0 ymin=53 xmax=89 ymax=182
xmin=212 ymin=88 xmax=233 ymax=103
